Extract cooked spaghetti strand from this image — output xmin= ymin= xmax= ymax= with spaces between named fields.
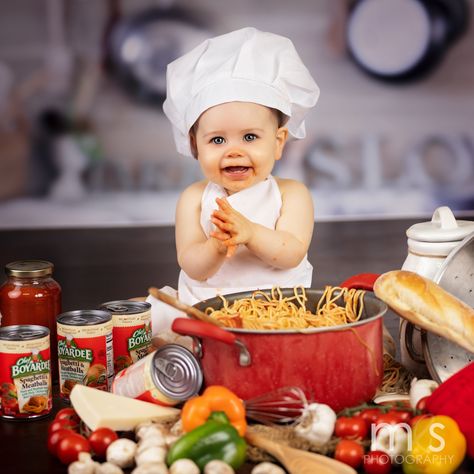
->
xmin=206 ymin=286 xmax=366 ymax=330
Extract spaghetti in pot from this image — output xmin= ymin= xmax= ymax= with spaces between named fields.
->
xmin=205 ymin=286 xmax=366 ymax=330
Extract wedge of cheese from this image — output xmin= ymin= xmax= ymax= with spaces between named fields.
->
xmin=70 ymin=385 xmax=180 ymax=431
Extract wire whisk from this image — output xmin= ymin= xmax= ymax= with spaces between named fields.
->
xmin=244 ymin=386 xmax=308 ymax=425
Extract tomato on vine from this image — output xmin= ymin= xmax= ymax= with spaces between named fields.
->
xmin=363 ymin=450 xmax=392 ymax=474
xmin=335 ymin=415 xmax=369 ymax=439
xmin=55 ymin=407 xmax=80 ymax=424
xmin=48 ymin=417 xmax=79 ymax=435
xmin=89 ymin=427 xmax=118 ymax=458
xmin=335 ymin=439 xmax=365 ymax=468
xmin=56 ymin=434 xmax=91 ymax=465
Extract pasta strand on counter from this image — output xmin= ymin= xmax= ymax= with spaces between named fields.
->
xmin=206 ymin=286 xmax=366 ymax=330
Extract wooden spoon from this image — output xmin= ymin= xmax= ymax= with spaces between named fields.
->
xmin=148 ymin=287 xmax=224 ymax=327
xmin=246 ymin=429 xmax=357 ymax=474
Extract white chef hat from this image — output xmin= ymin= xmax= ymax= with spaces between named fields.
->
xmin=163 ymin=27 xmax=320 ymax=157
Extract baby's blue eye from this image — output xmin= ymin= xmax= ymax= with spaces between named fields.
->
xmin=244 ymin=133 xmax=257 ymax=142
xmin=211 ymin=136 xmax=225 ymax=145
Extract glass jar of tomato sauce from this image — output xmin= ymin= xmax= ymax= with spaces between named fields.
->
xmin=0 ymin=260 xmax=61 ymax=380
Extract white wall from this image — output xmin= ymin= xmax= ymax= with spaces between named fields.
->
xmin=0 ymin=0 xmax=473 ymax=223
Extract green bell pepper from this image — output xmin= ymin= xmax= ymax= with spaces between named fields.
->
xmin=167 ymin=411 xmax=247 ymax=470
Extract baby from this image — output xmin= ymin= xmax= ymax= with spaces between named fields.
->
xmin=149 ymin=27 xmax=320 ymax=334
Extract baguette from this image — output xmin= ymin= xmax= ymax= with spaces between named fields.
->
xmin=373 ymin=270 xmax=474 ymax=353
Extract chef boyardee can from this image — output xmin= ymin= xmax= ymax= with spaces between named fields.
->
xmin=112 ymin=344 xmax=202 ymax=406
xmin=0 ymin=325 xmax=52 ymax=420
xmin=57 ymin=310 xmax=113 ymax=400
xmin=99 ymin=301 xmax=152 ymax=374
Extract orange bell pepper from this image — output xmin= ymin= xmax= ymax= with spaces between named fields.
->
xmin=182 ymin=385 xmax=247 ymax=436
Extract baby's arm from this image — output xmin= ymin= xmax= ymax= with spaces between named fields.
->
xmin=175 ymin=182 xmax=229 ymax=280
xmin=211 ymin=180 xmax=313 ymax=269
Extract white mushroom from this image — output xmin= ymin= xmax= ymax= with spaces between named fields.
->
xmin=135 ymin=446 xmax=167 ymax=466
xmin=169 ymin=459 xmax=200 ymax=474
xmin=204 ymin=460 xmax=235 ymax=474
xmin=251 ymin=462 xmax=286 ymax=474
xmin=136 ymin=422 xmax=168 ymax=441
xmin=169 ymin=419 xmax=183 ymax=437
xmin=164 ymin=434 xmax=180 ymax=447
xmin=137 ymin=434 xmax=167 ymax=453
xmin=131 ymin=462 xmax=169 ymax=474
xmin=68 ymin=452 xmax=98 ymax=474
xmin=95 ymin=462 xmax=125 ymax=474
xmin=106 ymin=438 xmax=137 ymax=468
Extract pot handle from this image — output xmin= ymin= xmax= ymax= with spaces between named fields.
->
xmin=172 ymin=318 xmax=237 ymax=344
xmin=340 ymin=273 xmax=380 ymax=290
xmin=171 ymin=318 xmax=251 ymax=367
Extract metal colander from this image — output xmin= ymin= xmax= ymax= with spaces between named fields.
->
xmin=422 ymin=231 xmax=474 ymax=383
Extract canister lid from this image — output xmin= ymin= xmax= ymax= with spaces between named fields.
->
xmin=406 ymin=206 xmax=474 ymax=243
xmin=151 ymin=344 xmax=203 ymax=402
xmin=0 ymin=325 xmax=50 ymax=341
xmin=100 ymin=301 xmax=151 ymax=315
xmin=5 ymin=260 xmax=54 ymax=278
xmin=57 ymin=310 xmax=112 ymax=326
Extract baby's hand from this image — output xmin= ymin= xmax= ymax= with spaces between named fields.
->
xmin=210 ymin=228 xmax=237 ymax=258
xmin=210 ymin=198 xmax=253 ymax=257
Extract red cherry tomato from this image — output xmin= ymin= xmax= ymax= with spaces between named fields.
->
xmin=335 ymin=416 xmax=369 ymax=439
xmin=374 ymin=412 xmax=401 ymax=427
xmin=334 ymin=439 xmax=365 ymax=468
xmin=360 ymin=408 xmax=383 ymax=428
xmin=89 ymin=427 xmax=118 ymax=458
xmin=57 ymin=434 xmax=91 ymax=465
xmin=387 ymin=409 xmax=412 ymax=424
xmin=48 ymin=417 xmax=79 ymax=435
xmin=363 ymin=450 xmax=392 ymax=474
xmin=416 ymin=396 xmax=430 ymax=413
xmin=55 ymin=407 xmax=80 ymax=424
xmin=47 ymin=428 xmax=80 ymax=456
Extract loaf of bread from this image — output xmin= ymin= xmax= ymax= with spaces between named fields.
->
xmin=373 ymin=270 xmax=474 ymax=353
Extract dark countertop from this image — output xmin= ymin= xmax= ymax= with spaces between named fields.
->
xmin=1 ymin=218 xmax=473 ymax=473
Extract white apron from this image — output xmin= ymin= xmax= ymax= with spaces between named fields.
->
xmin=148 ymin=176 xmax=313 ymax=334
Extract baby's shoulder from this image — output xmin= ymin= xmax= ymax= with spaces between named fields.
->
xmin=274 ymin=177 xmax=310 ymax=197
xmin=179 ymin=180 xmax=208 ymax=203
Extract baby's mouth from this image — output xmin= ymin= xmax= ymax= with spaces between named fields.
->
xmin=222 ymin=166 xmax=250 ymax=173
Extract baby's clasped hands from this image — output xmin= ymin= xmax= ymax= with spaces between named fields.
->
xmin=210 ymin=197 xmax=255 ymax=258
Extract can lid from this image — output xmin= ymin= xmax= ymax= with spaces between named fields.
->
xmin=99 ymin=301 xmax=151 ymax=315
xmin=0 ymin=325 xmax=50 ymax=341
xmin=5 ymin=260 xmax=54 ymax=278
xmin=151 ymin=344 xmax=203 ymax=401
xmin=57 ymin=310 xmax=112 ymax=326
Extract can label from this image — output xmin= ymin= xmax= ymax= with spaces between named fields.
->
xmin=112 ymin=312 xmax=152 ymax=374
xmin=112 ymin=351 xmax=176 ymax=406
xmin=0 ymin=334 xmax=52 ymax=419
xmin=57 ymin=320 xmax=113 ymax=399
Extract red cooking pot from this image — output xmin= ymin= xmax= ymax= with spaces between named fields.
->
xmin=171 ymin=282 xmax=386 ymax=412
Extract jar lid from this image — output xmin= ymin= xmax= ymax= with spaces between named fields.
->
xmin=5 ymin=260 xmax=54 ymax=278
xmin=406 ymin=206 xmax=474 ymax=243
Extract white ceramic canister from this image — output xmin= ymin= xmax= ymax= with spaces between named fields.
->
xmin=400 ymin=206 xmax=474 ymax=376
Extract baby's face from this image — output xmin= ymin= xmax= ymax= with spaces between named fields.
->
xmin=191 ymin=102 xmax=288 ymax=195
